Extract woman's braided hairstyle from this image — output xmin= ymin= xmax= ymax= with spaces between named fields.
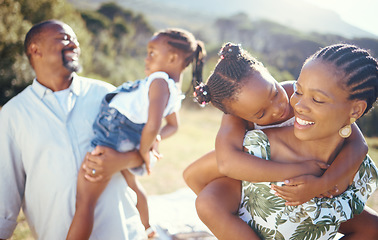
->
xmin=154 ymin=28 xmax=206 ymax=91
xmin=194 ymin=42 xmax=263 ymax=113
xmin=309 ymin=43 xmax=378 ymax=116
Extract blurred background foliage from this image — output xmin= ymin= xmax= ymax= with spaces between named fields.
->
xmin=1 ymin=0 xmax=377 ymax=136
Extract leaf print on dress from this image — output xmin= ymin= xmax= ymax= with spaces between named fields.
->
xmin=291 ymin=217 xmax=333 ymax=240
xmin=243 ymin=183 xmax=285 ymax=221
xmin=238 ymin=130 xmax=378 ymax=240
xmin=243 ymin=130 xmax=270 ymax=160
xmin=250 ymin=219 xmax=276 ymax=240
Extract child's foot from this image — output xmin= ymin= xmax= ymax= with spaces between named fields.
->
xmin=145 ymin=226 xmax=156 ymax=239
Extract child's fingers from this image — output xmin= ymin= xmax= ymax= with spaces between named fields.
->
xmin=272 ymin=185 xmax=296 ymax=200
xmin=320 ymin=192 xmax=333 ymax=198
xmin=152 ymin=150 xmax=163 ymax=160
xmin=285 ymin=201 xmax=305 ymax=206
xmin=317 ymin=161 xmax=330 ymax=170
xmin=283 ymin=175 xmax=307 ymax=186
xmin=145 ymin=158 xmax=151 ymax=175
xmin=146 ymin=164 xmax=151 ymax=175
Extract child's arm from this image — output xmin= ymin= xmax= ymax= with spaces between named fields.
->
xmin=139 ymin=78 xmax=170 ymax=174
xmin=273 ymin=123 xmax=368 ymax=205
xmin=216 ymin=114 xmax=328 ymax=182
xmin=151 ymin=112 xmax=178 ymax=159
xmin=160 ymin=112 xmax=179 ymax=140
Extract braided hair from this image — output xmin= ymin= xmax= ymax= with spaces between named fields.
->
xmin=194 ymin=42 xmax=264 ymax=113
xmin=309 ymin=43 xmax=378 ymax=116
xmin=154 ymin=28 xmax=206 ymax=91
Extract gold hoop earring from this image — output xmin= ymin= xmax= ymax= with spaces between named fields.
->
xmin=339 ymin=117 xmax=356 ymax=138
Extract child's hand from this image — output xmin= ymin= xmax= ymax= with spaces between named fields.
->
xmin=141 ymin=151 xmax=151 ymax=175
xmin=301 ymin=160 xmax=329 ymax=177
xmin=151 ymin=137 xmax=163 ymax=161
xmin=271 ymin=175 xmax=324 ymax=206
xmin=316 ymin=186 xmax=339 ymax=199
xmin=319 ymin=175 xmax=351 ymax=198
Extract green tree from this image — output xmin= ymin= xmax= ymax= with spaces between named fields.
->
xmin=0 ymin=0 xmax=33 ymax=105
xmin=79 ymin=2 xmax=153 ymax=85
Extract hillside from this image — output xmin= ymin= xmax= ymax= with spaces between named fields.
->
xmin=68 ymin=0 xmax=377 ymax=39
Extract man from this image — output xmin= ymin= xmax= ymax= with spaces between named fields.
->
xmin=0 ymin=20 xmax=146 ymax=239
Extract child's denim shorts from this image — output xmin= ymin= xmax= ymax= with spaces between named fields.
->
xmin=91 ymin=91 xmax=156 ymax=176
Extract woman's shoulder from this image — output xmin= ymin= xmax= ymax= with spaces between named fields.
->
xmin=244 ymin=127 xmax=293 ymax=144
xmin=264 ymin=126 xmax=293 ymax=140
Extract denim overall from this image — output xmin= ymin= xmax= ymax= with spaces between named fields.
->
xmin=91 ymin=80 xmax=145 ymax=154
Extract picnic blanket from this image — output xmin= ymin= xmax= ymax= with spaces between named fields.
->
xmin=148 ymin=188 xmax=215 ymax=239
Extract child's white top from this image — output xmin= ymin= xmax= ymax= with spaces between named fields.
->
xmin=109 ymin=71 xmax=182 ymax=124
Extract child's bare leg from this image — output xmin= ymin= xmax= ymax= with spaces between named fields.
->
xmin=183 ymin=150 xmax=224 ymax=195
xmin=121 ymin=169 xmax=154 ymax=237
xmin=67 ymin=167 xmax=110 ymax=240
xmin=338 ymin=206 xmax=378 ymax=240
xmin=196 ymin=177 xmax=260 ymax=240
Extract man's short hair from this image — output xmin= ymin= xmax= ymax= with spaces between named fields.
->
xmin=24 ymin=20 xmax=62 ymax=61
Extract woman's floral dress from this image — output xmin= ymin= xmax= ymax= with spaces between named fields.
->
xmin=238 ymin=130 xmax=378 ymax=240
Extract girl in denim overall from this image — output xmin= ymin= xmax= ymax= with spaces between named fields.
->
xmin=67 ymin=28 xmax=206 ymax=239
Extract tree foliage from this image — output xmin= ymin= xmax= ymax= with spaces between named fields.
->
xmin=79 ymin=2 xmax=154 ymax=85
xmin=0 ymin=0 xmax=32 ymax=104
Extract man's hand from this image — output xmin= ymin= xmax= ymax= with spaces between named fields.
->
xmin=83 ymin=146 xmax=143 ymax=182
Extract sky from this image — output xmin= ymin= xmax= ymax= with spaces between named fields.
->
xmin=304 ymin=0 xmax=378 ymax=36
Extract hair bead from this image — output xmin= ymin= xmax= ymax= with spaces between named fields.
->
xmin=192 ymin=42 xmax=265 ymax=113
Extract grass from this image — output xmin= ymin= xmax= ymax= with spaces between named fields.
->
xmin=10 ymin=107 xmax=378 ymax=238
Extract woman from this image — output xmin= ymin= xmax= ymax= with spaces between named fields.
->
xmin=237 ymin=44 xmax=378 ymax=239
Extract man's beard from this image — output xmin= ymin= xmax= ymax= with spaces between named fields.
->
xmin=62 ymin=50 xmax=82 ymax=73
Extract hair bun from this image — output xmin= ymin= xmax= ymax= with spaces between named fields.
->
xmin=193 ymin=83 xmax=211 ymax=107
xmin=219 ymin=42 xmax=242 ymax=60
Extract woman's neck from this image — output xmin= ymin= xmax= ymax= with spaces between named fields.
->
xmin=297 ymin=137 xmax=345 ymax=164
xmin=268 ymin=126 xmax=345 ymax=164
